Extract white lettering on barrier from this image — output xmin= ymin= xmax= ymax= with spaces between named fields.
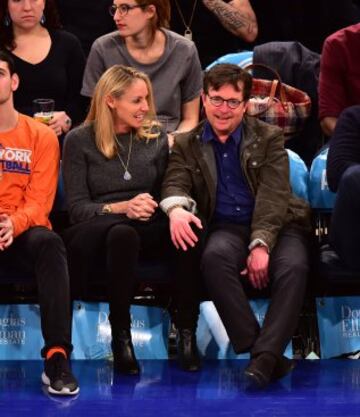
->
xmin=0 ymin=330 xmax=26 ymax=345
xmin=341 ymin=305 xmax=360 ymax=336
xmin=321 ymin=169 xmax=329 ymax=191
xmin=0 ymin=317 xmax=25 ymax=327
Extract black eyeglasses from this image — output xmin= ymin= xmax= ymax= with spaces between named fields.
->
xmin=207 ymin=95 xmax=245 ymax=109
xmin=109 ymin=3 xmax=145 ymax=17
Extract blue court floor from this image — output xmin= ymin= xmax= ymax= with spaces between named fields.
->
xmin=0 ymin=359 xmax=360 ymax=417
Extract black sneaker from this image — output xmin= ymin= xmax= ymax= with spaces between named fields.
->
xmin=42 ymin=353 xmax=80 ymax=396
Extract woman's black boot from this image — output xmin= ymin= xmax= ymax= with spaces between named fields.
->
xmin=112 ymin=329 xmax=140 ymax=375
xmin=176 ymin=329 xmax=201 ymax=372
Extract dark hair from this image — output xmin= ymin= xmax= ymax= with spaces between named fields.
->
xmin=136 ymin=0 xmax=170 ymax=30
xmin=0 ymin=49 xmax=15 ymax=75
xmin=203 ymin=64 xmax=253 ymax=101
xmin=0 ymin=0 xmax=61 ymax=51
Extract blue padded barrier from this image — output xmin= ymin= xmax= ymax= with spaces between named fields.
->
xmin=287 ymin=149 xmax=309 ymax=202
xmin=316 ymin=296 xmax=360 ymax=358
xmin=309 ymin=146 xmax=336 ymax=210
xmin=206 ymin=51 xmax=253 ymax=70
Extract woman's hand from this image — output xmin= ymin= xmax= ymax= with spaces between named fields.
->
xmin=126 ymin=193 xmax=158 ymax=221
xmin=48 ymin=111 xmax=72 ymax=136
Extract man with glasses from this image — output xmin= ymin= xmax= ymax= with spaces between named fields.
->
xmin=160 ymin=64 xmax=310 ymax=389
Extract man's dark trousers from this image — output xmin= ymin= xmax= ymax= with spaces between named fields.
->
xmin=0 ymin=226 xmax=72 ymax=356
xmin=201 ymin=223 xmax=308 ymax=357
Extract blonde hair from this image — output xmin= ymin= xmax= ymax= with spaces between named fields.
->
xmin=85 ymin=65 xmax=160 ymax=159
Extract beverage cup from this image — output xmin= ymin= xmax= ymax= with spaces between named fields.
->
xmin=33 ymin=99 xmax=55 ymax=125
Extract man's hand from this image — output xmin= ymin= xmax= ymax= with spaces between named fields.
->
xmin=169 ymin=207 xmax=203 ymax=251
xmin=0 ymin=214 xmax=14 ymax=250
xmin=126 ymin=193 xmax=158 ymax=221
xmin=240 ymin=246 xmax=269 ymax=289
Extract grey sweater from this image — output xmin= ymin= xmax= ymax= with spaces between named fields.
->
xmin=62 ymin=123 xmax=169 ymax=224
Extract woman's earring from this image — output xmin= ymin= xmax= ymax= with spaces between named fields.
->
xmin=3 ymin=14 xmax=11 ymax=27
xmin=40 ymin=14 xmax=46 ymax=25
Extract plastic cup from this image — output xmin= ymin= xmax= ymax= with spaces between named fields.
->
xmin=33 ymin=99 xmax=55 ymax=125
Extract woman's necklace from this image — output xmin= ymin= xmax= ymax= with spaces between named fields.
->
xmin=173 ymin=0 xmax=199 ymax=41
xmin=114 ymin=131 xmax=133 ymax=181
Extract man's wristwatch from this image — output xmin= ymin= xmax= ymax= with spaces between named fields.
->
xmin=102 ymin=204 xmax=113 ymax=214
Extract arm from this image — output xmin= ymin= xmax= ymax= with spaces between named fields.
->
xmin=177 ymin=42 xmax=202 ymax=131
xmin=160 ymin=139 xmax=201 ymax=249
xmin=319 ymin=36 xmax=348 ymax=135
xmin=327 ymin=106 xmax=360 ymax=192
xmin=168 ymin=97 xmax=200 ymax=147
xmin=320 ymin=117 xmax=338 ymax=137
xmin=48 ymin=32 xmax=87 ymax=136
xmin=9 ymin=129 xmax=60 ymax=237
xmin=177 ymin=97 xmax=200 ymax=133
xmin=0 ymin=215 xmax=14 ymax=250
xmin=62 ymin=129 xmax=106 ymax=223
xmin=160 ymin=139 xmax=197 ymax=211
xmin=63 ymin=33 xmax=87 ymax=126
xmin=250 ymin=131 xmax=291 ymax=252
xmin=81 ymin=39 xmax=107 ymax=98
xmin=202 ymin=0 xmax=258 ymax=42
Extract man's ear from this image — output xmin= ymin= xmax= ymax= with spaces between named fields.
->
xmin=201 ymin=92 xmax=207 ymax=106
xmin=243 ymin=100 xmax=249 ymax=113
xmin=11 ymin=73 xmax=19 ymax=92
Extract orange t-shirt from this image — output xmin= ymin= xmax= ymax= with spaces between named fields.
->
xmin=0 ymin=113 xmax=60 ymax=237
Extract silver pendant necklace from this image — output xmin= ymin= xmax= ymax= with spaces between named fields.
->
xmin=114 ymin=131 xmax=133 ymax=181
xmin=173 ymin=0 xmax=198 ymax=41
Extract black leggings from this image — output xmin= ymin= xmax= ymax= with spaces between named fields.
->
xmin=63 ymin=213 xmax=200 ymax=330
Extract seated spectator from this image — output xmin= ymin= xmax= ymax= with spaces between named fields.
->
xmin=327 ymin=105 xmax=360 ymax=269
xmin=56 ymin=0 xmax=115 ymax=56
xmin=0 ymin=0 xmax=86 ymax=138
xmin=160 ymin=64 xmax=311 ymax=389
xmin=0 ymin=51 xmax=78 ymax=396
xmin=62 ymin=65 xmax=201 ymax=374
xmin=319 ymin=23 xmax=360 ymax=137
xmin=81 ymin=0 xmax=202 ymax=144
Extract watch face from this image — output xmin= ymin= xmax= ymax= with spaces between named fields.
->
xmin=102 ymin=205 xmax=111 ymax=213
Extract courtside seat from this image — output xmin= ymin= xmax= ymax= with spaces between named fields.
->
xmin=319 ymin=244 xmax=360 ymax=286
xmin=309 ymin=147 xmax=360 ymax=294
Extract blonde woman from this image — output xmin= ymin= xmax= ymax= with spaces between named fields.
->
xmin=62 ymin=65 xmax=201 ymax=374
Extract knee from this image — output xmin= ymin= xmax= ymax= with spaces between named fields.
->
xmin=201 ymin=243 xmax=235 ymax=281
xmin=28 ymin=228 xmax=65 ymax=253
xmin=106 ymin=224 xmax=140 ymax=252
xmin=338 ymin=165 xmax=360 ymax=196
xmin=273 ymin=255 xmax=308 ymax=287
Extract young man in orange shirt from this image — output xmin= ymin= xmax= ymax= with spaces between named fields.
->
xmin=0 ymin=50 xmax=79 ymax=396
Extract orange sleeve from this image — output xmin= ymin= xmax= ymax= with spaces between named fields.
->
xmin=10 ymin=128 xmax=60 ymax=237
